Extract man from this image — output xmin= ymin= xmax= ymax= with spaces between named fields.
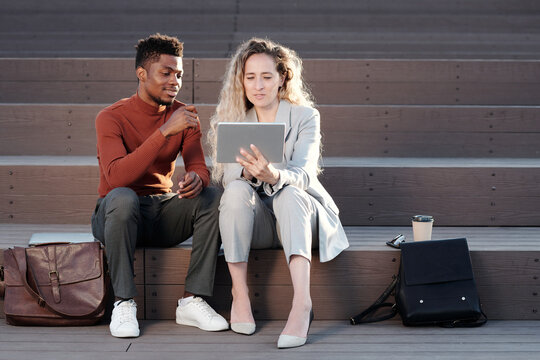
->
xmin=92 ymin=33 xmax=227 ymax=338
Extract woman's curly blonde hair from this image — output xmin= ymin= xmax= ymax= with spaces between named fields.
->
xmin=207 ymin=38 xmax=314 ymax=183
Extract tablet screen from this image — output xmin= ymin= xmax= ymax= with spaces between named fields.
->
xmin=216 ymin=122 xmax=285 ymax=163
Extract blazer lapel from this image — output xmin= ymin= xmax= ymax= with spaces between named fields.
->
xmin=274 ymin=100 xmax=292 ymax=141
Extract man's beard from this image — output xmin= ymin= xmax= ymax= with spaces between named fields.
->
xmin=150 ymin=93 xmax=174 ymax=106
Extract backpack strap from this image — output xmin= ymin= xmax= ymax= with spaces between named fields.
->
xmin=350 ymin=276 xmax=398 ymax=325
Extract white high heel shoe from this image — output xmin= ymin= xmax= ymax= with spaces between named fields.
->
xmin=277 ymin=310 xmax=314 ymax=349
xmin=231 ymin=322 xmax=256 ymax=335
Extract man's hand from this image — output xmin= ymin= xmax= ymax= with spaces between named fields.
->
xmin=236 ymin=144 xmax=280 ymax=185
xmin=160 ymin=105 xmax=199 ymax=137
xmin=177 ymin=171 xmax=203 ymax=199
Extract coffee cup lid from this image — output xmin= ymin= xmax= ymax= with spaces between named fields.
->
xmin=412 ymin=215 xmax=433 ymax=222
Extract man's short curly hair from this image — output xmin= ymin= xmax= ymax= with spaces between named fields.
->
xmin=135 ymin=33 xmax=183 ymax=69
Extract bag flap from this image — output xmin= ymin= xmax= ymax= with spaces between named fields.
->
xmin=400 ymin=238 xmax=474 ymax=286
xmin=25 ymin=242 xmax=103 ymax=286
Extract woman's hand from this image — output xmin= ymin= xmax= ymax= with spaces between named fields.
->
xmin=236 ymin=144 xmax=280 ymax=185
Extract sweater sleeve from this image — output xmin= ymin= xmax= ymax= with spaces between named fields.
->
xmin=95 ymin=109 xmax=167 ymax=189
xmin=181 ymin=124 xmax=210 ymax=187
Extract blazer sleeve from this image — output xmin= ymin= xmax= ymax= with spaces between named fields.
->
xmin=263 ymin=107 xmax=320 ymax=196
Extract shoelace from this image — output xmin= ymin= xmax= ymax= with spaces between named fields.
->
xmin=116 ymin=301 xmax=136 ymax=324
xmin=192 ymin=298 xmax=217 ymax=319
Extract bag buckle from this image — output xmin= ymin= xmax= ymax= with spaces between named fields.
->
xmin=49 ymin=270 xmax=58 ymax=280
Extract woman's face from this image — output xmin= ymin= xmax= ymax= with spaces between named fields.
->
xmin=243 ymin=53 xmax=284 ymax=111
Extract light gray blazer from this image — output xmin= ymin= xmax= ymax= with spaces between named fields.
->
xmin=222 ymin=100 xmax=349 ymax=262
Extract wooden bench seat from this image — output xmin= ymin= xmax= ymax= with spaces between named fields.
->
xmin=1 ymin=156 xmax=539 ymax=226
xmin=1 ymin=224 xmax=539 ymax=321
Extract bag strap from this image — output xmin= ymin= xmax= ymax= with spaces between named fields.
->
xmin=0 ymin=264 xmax=5 ymax=298
xmin=11 ymin=247 xmax=106 ymax=318
xmin=439 ymin=310 xmax=488 ymax=328
xmin=350 ymin=276 xmax=398 ymax=325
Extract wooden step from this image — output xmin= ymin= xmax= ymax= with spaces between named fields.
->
xmin=4 ymin=32 xmax=540 ymax=59
xmin=193 ymin=58 xmax=540 ymax=105
xmin=2 ymin=224 xmax=539 ymax=321
xmin=2 ymin=104 xmax=539 ymax=158
xmin=1 ymin=156 xmax=539 ymax=226
xmin=2 ymin=1 xmax=540 ymax=59
xmin=2 ymin=58 xmax=540 ymax=105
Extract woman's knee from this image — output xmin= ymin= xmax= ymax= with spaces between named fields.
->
xmin=273 ymin=186 xmax=310 ymax=213
xmin=219 ymin=180 xmax=255 ymax=212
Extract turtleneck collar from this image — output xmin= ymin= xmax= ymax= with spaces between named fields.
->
xmin=133 ymin=92 xmax=168 ymax=115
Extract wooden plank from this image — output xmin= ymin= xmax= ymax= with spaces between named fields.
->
xmin=145 ymin=249 xmax=540 ymax=287
xmin=236 ymin=0 xmax=540 ymax=13
xmin=0 ymin=81 xmax=193 ymax=104
xmin=2 ymin=162 xmax=539 ymax=225
xmin=334 ymin=195 xmax=540 ymax=226
xmin=1 ymin=320 xmax=540 ymax=360
xmin=3 ymin=224 xmax=538 ymax=251
xmin=318 ymin=105 xmax=540 ymax=133
xmin=194 ymin=59 xmax=540 ymax=104
xmin=321 ymin=167 xmax=540 ymax=197
xmin=0 ymin=58 xmax=188 ymax=82
xmin=0 ymin=105 xmax=99 ymax=156
xmin=145 ymin=283 xmax=540 ymax=321
xmin=195 ymin=59 xmax=540 ymax=83
xmin=1 ymin=195 xmax=97 ymax=223
xmin=3 ymin=104 xmax=540 ymax=157
xmin=0 ymin=165 xmax=99 ymax=195
xmin=321 ymin=132 xmax=540 ymax=157
xmin=234 ymin=14 xmax=540 ymax=33
xmin=195 ymin=80 xmax=540 ymax=105
xmin=4 ymin=37 xmax=540 ymax=60
xmin=4 ymin=0 xmax=537 ymax=13
xmin=0 ymin=58 xmax=194 ymax=104
xmin=0 ymin=14 xmax=236 ymax=33
xmin=2 ymin=0 xmax=236 ymax=12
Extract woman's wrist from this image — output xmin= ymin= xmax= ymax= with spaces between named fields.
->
xmin=241 ymin=167 xmax=254 ymax=182
xmin=268 ymin=168 xmax=280 ymax=186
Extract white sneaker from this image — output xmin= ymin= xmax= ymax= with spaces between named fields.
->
xmin=176 ymin=297 xmax=229 ymax=331
xmin=110 ymin=299 xmax=140 ymax=338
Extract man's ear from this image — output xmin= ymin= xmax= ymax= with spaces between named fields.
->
xmin=136 ymin=67 xmax=147 ymax=82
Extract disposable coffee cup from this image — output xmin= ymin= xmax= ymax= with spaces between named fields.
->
xmin=412 ymin=215 xmax=434 ymax=241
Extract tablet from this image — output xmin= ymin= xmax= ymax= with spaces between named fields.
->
xmin=216 ymin=122 xmax=285 ymax=163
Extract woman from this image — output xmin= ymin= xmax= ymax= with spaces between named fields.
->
xmin=208 ymin=38 xmax=349 ymax=348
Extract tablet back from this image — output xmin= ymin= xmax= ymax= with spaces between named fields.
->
xmin=216 ymin=122 xmax=285 ymax=163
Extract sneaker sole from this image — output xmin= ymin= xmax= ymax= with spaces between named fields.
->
xmin=175 ymin=316 xmax=228 ymax=332
xmin=110 ymin=329 xmax=140 ymax=338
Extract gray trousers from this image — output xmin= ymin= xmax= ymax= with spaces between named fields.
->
xmin=219 ymin=180 xmax=318 ymax=263
xmin=91 ymin=186 xmax=222 ymax=299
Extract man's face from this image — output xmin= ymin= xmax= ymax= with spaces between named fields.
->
xmin=137 ymin=54 xmax=183 ymax=107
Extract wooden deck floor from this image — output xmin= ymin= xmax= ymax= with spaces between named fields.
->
xmin=1 ymin=320 xmax=539 ymax=360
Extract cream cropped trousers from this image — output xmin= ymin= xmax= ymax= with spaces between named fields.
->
xmin=219 ymin=180 xmax=318 ymax=263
